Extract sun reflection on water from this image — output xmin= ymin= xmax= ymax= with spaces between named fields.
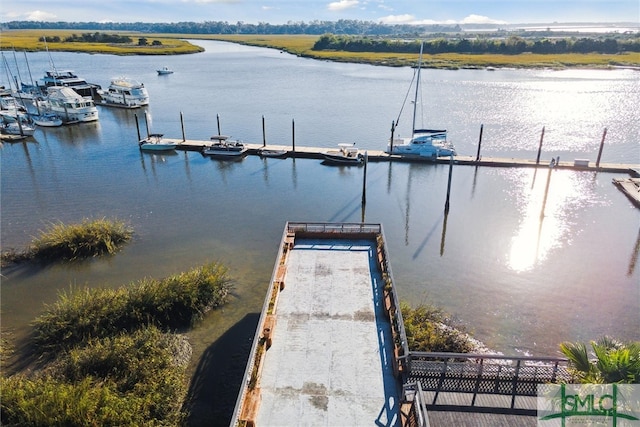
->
xmin=507 ymin=167 xmax=597 ymax=272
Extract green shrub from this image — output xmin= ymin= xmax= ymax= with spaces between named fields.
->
xmin=32 ymin=263 xmax=231 ymax=352
xmin=401 ymin=301 xmax=474 ymax=353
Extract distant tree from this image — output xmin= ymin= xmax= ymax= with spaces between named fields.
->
xmin=151 ymin=40 xmax=162 ymax=46
xmin=137 ymin=37 xmax=147 ymax=46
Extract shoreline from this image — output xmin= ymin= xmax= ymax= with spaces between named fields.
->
xmin=1 ymin=30 xmax=639 ymax=70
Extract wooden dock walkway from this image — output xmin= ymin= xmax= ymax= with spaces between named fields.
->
xmin=162 ymin=137 xmax=638 ymax=174
xmin=230 ymin=222 xmax=577 ymax=427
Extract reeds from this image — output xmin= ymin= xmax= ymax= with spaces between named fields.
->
xmin=1 ymin=218 xmax=133 ymax=266
xmin=2 ymin=263 xmax=231 ymax=426
xmin=1 ymin=327 xmax=188 ymax=426
xmin=32 ymin=262 xmax=231 ymax=352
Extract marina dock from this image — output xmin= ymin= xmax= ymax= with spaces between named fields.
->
xmin=231 ymin=222 xmax=406 ymax=426
xmin=231 ymin=222 xmax=573 ymax=427
xmin=158 ymin=138 xmax=638 ymax=174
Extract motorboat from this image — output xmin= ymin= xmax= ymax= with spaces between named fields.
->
xmin=258 ymin=147 xmax=288 ymax=158
xmin=23 ymin=69 xmax=102 ymax=98
xmin=203 ymin=135 xmax=247 ymax=159
xmin=386 ymin=43 xmax=456 ymax=159
xmin=44 ymin=87 xmax=99 ymax=123
xmin=98 ymin=77 xmax=149 ymax=108
xmin=157 ymin=67 xmax=174 ymax=75
xmin=139 ymin=133 xmax=177 ymax=151
xmin=321 ymin=143 xmax=364 ymax=165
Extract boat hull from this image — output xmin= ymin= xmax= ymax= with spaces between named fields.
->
xmin=140 ymin=143 xmax=177 ymax=151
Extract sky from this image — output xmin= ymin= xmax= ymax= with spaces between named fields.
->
xmin=2 ymin=0 xmax=639 ymax=25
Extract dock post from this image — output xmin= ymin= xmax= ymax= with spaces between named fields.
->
xmin=475 ymin=124 xmax=483 ymax=161
xmin=540 ymin=158 xmax=556 ymax=219
xmin=291 ymin=119 xmax=296 ymax=154
xmin=216 ymin=114 xmax=221 ymax=135
xmin=596 ymin=128 xmax=607 ymax=168
xmin=262 ymin=115 xmax=266 ymax=147
xmin=445 ymin=155 xmax=454 ymax=213
xmin=144 ymin=112 xmax=150 ymax=138
xmin=134 ymin=113 xmax=141 ymax=141
xmin=362 ymin=151 xmax=368 ymax=206
xmin=390 ymin=120 xmax=395 ymax=154
xmin=180 ymin=111 xmax=186 ymax=142
xmin=536 ymin=126 xmax=545 ymax=165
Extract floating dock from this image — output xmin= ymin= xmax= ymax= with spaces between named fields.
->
xmin=231 ymin=222 xmax=407 ymax=426
xmin=153 ymin=137 xmax=638 ymax=174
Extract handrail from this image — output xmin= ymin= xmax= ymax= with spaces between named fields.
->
xmin=287 ymin=221 xmax=382 ymax=234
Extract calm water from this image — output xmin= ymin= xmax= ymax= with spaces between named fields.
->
xmin=2 ymin=41 xmax=639 ymax=364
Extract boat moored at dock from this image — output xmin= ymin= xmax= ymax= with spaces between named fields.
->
xmin=321 ymin=142 xmax=364 ymax=165
xmin=139 ymin=133 xmax=177 ymax=151
xmin=98 ymin=77 xmax=149 ymax=108
xmin=203 ymin=135 xmax=248 ymax=159
xmin=43 ymin=87 xmax=99 ymax=124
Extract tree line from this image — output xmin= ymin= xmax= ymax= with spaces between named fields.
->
xmin=313 ymin=34 xmax=640 ymax=55
xmin=42 ymin=33 xmax=163 ymax=46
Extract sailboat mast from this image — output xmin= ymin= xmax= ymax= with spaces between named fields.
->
xmin=411 ymin=41 xmax=424 ymax=139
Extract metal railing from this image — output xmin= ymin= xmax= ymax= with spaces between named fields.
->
xmin=287 ymin=221 xmax=382 ymax=235
xmin=405 ymin=351 xmax=572 ymax=415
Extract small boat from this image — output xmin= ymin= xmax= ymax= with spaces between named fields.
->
xmin=44 ymin=86 xmax=99 ymax=123
xmin=157 ymin=67 xmax=174 ymax=75
xmin=33 ymin=112 xmax=63 ymax=127
xmin=321 ymin=143 xmax=364 ymax=165
xmin=1 ymin=116 xmax=36 ymax=136
xmin=386 ymin=42 xmax=456 ymax=159
xmin=258 ymin=147 xmax=288 ymax=158
xmin=139 ymin=133 xmax=177 ymax=151
xmin=203 ymin=135 xmax=247 ymax=159
xmin=98 ymin=77 xmax=149 ymax=108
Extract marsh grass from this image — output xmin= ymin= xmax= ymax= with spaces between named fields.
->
xmin=2 ymin=30 xmax=637 ymax=67
xmin=1 ymin=327 xmax=188 ymax=426
xmin=32 ymin=262 xmax=231 ymax=352
xmin=1 ymin=263 xmax=230 ymax=426
xmin=0 ymin=29 xmax=203 ymax=55
xmin=1 ymin=218 xmax=133 ymax=266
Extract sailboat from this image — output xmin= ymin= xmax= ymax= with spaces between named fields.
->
xmin=386 ymin=42 xmax=456 ymax=159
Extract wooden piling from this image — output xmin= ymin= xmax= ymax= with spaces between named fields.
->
xmin=536 ymin=126 xmax=545 ymax=165
xmin=291 ymin=119 xmax=296 ymax=153
xmin=475 ymin=124 xmax=483 ymax=161
xmin=540 ymin=159 xmax=555 ymax=219
xmin=144 ymin=112 xmax=150 ymax=138
xmin=262 ymin=115 xmax=266 ymax=147
xmin=596 ymin=127 xmax=607 ymax=168
xmin=362 ymin=152 xmax=368 ymax=205
xmin=445 ymin=155 xmax=454 ymax=213
xmin=216 ymin=114 xmax=221 ymax=135
xmin=134 ymin=113 xmax=141 ymax=141
xmin=180 ymin=111 xmax=186 ymax=141
xmin=390 ymin=121 xmax=396 ymax=154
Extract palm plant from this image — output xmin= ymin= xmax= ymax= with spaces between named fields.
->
xmin=560 ymin=336 xmax=640 ymax=384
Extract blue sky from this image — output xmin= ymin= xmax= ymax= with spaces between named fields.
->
xmin=2 ymin=0 xmax=639 ymax=25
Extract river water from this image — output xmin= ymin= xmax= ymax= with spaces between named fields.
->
xmin=1 ymin=39 xmax=639 ymax=389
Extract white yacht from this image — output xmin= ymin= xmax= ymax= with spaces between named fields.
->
xmin=44 ymin=87 xmax=99 ymax=123
xmin=98 ymin=77 xmax=149 ymax=108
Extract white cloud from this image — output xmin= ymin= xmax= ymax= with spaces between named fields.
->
xmin=379 ymin=13 xmax=507 ymax=26
xmin=460 ymin=14 xmax=508 ymax=25
xmin=378 ymin=14 xmax=414 ymax=24
xmin=327 ymin=0 xmax=359 ymax=12
xmin=25 ymin=10 xmax=57 ymax=21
